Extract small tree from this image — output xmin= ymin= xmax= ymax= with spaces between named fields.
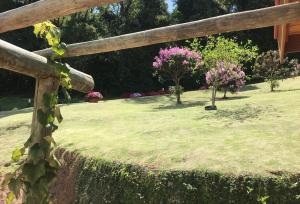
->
xmin=253 ymin=50 xmax=299 ymax=92
xmin=206 ymin=61 xmax=246 ymax=108
xmin=153 ymin=47 xmax=202 ymax=104
xmin=190 ymin=36 xmax=258 ymax=70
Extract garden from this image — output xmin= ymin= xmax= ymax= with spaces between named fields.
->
xmin=1 ymin=0 xmax=300 ymax=204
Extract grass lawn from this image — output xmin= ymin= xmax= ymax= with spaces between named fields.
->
xmin=1 ymin=77 xmax=300 ymax=176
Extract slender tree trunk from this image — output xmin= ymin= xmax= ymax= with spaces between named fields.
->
xmin=223 ymin=89 xmax=227 ymax=99
xmin=212 ymin=86 xmax=216 ymax=107
xmin=175 ymin=83 xmax=181 ymax=105
xmin=176 ymin=92 xmax=181 ymax=104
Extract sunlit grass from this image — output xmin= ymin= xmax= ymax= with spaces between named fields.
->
xmin=1 ymin=77 xmax=300 ymax=175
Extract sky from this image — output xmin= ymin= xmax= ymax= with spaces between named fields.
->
xmin=166 ymin=0 xmax=175 ymax=13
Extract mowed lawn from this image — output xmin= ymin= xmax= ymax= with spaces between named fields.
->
xmin=1 ymin=77 xmax=300 ymax=176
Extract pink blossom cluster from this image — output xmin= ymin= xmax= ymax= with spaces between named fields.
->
xmin=85 ymin=91 xmax=103 ymax=100
xmin=153 ymin=47 xmax=202 ymax=69
xmin=206 ymin=62 xmax=246 ymax=92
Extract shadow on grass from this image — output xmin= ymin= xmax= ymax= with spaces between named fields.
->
xmin=154 ymin=100 xmax=208 ymax=110
xmin=273 ymin=88 xmax=300 ymax=93
xmin=216 ymin=96 xmax=250 ymax=101
xmin=5 ymin=122 xmax=30 ymax=131
xmin=240 ymin=85 xmax=260 ymax=92
xmin=124 ymin=95 xmax=173 ymax=104
xmin=0 ymin=108 xmax=33 ymax=119
xmin=198 ymin=104 xmax=276 ymax=122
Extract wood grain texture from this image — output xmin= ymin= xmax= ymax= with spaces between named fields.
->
xmin=35 ymin=2 xmax=300 ymax=58
xmin=31 ymin=77 xmax=59 ymax=145
xmin=0 ymin=0 xmax=123 ymax=33
xmin=0 ymin=39 xmax=94 ymax=93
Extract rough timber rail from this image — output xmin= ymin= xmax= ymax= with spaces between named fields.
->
xmin=0 ymin=0 xmax=124 ymax=33
xmin=0 ymin=39 xmax=94 ymax=93
xmin=35 ymin=2 xmax=300 ymax=58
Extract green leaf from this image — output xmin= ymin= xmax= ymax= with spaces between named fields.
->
xmin=54 ymin=107 xmax=63 ymax=123
xmin=37 ymin=109 xmax=48 ymax=126
xmin=6 ymin=192 xmax=14 ymax=204
xmin=24 ymin=135 xmax=33 ymax=148
xmin=43 ymin=93 xmax=57 ymax=108
xmin=33 ymin=23 xmax=43 ymax=37
xmin=11 ymin=148 xmax=22 ymax=162
xmin=29 ymin=144 xmax=45 ymax=165
xmin=8 ymin=178 xmax=21 ymax=199
xmin=51 ymin=123 xmax=59 ymax=133
xmin=45 ymin=172 xmax=57 ymax=187
xmin=22 ymin=161 xmax=46 ymax=184
xmin=51 ymin=43 xmax=66 ymax=56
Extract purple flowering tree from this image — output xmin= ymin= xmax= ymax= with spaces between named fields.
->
xmin=153 ymin=47 xmax=202 ymax=104
xmin=206 ymin=62 xmax=246 ymax=108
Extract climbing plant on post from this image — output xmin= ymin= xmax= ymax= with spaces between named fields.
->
xmin=1 ymin=21 xmax=71 ymax=204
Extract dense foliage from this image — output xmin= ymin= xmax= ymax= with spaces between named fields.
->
xmin=1 ymin=0 xmax=299 ymax=98
xmin=153 ymin=47 xmax=202 ymax=104
xmin=253 ymin=50 xmax=299 ymax=92
xmin=206 ymin=62 xmax=245 ymax=107
xmin=63 ymin=151 xmax=300 ymax=204
xmin=189 ymin=36 xmax=258 ymax=70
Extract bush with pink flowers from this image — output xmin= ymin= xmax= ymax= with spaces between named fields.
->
xmin=85 ymin=91 xmax=103 ymax=103
xmin=206 ymin=61 xmax=246 ymax=108
xmin=153 ymin=47 xmax=202 ymax=104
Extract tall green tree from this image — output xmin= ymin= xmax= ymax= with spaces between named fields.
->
xmin=173 ymin=0 xmax=225 ymax=22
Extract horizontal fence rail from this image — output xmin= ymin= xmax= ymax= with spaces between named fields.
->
xmin=0 ymin=0 xmax=123 ymax=33
xmin=0 ymin=39 xmax=94 ymax=93
xmin=35 ymin=2 xmax=300 ymax=58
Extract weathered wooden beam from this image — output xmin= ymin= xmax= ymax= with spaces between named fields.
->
xmin=0 ymin=0 xmax=123 ymax=33
xmin=35 ymin=2 xmax=300 ymax=58
xmin=0 ymin=39 xmax=94 ymax=93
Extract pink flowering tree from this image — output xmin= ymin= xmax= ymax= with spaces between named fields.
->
xmin=206 ymin=62 xmax=246 ymax=107
xmin=153 ymin=47 xmax=202 ymax=104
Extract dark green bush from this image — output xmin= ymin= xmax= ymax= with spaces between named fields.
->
xmin=72 ymin=157 xmax=300 ymax=204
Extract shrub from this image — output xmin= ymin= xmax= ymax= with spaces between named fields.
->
xmin=153 ymin=47 xmax=202 ymax=104
xmin=253 ymin=50 xmax=299 ymax=92
xmin=85 ymin=91 xmax=103 ymax=103
xmin=206 ymin=62 xmax=246 ymax=107
xmin=59 ymin=151 xmax=300 ymax=204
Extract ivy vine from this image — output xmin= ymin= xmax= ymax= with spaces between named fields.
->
xmin=1 ymin=21 xmax=71 ymax=204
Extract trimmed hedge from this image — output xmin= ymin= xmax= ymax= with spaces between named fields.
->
xmin=71 ymin=156 xmax=300 ymax=204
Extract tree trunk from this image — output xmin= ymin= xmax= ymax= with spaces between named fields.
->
xmin=212 ymin=86 xmax=216 ymax=107
xmin=223 ymin=90 xmax=227 ymax=99
xmin=176 ymin=92 xmax=181 ymax=104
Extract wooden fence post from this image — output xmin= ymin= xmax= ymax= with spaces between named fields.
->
xmin=31 ymin=77 xmax=59 ymax=144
